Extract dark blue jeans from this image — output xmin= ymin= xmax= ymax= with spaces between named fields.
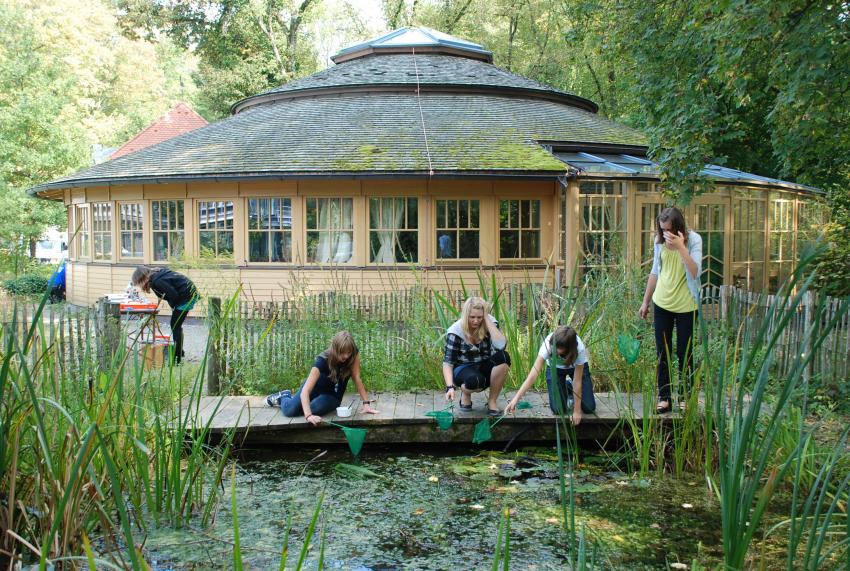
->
xmin=280 ymin=378 xmax=348 ymax=417
xmin=546 ymin=364 xmax=596 ymax=415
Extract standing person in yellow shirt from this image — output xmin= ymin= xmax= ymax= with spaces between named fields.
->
xmin=638 ymin=207 xmax=702 ymax=414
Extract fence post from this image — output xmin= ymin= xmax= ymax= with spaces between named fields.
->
xmin=803 ymin=290 xmax=815 ymax=386
xmin=97 ymin=298 xmax=122 ymax=371
xmin=207 ymin=297 xmax=222 ymax=396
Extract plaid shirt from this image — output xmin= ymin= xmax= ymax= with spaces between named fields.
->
xmin=443 ymin=321 xmax=500 ymax=365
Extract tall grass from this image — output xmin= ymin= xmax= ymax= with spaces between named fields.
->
xmin=0 ymin=289 xmax=235 ymax=568
xmin=707 ymin=249 xmax=850 ymax=569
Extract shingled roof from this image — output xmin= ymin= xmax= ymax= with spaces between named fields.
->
xmin=110 ymin=102 xmax=208 ymax=159
xmin=29 ymin=28 xmax=650 ymax=195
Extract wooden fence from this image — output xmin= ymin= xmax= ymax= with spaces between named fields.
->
xmin=702 ymin=285 xmax=850 ymax=385
xmin=1 ymin=283 xmax=845 ymax=390
xmin=215 ymin=284 xmax=849 ymax=390
xmin=0 ymin=303 xmax=99 ymax=379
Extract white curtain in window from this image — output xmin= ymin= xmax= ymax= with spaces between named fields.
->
xmin=316 ymin=199 xmax=353 ymax=263
xmin=375 ymin=198 xmax=404 ymax=263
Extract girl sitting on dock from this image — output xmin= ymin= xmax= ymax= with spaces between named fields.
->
xmin=266 ymin=331 xmax=379 ymax=425
xmin=506 ymin=325 xmax=596 ymax=426
xmin=442 ymin=297 xmax=511 ymax=416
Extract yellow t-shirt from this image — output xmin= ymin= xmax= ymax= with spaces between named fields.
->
xmin=652 ymin=246 xmax=698 ymax=313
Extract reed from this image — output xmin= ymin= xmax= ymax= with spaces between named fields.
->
xmin=0 ymin=288 xmax=236 ymax=568
xmin=707 ymin=248 xmax=850 ymax=569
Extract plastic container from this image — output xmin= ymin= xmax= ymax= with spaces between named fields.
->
xmin=336 ymin=405 xmax=353 ymax=418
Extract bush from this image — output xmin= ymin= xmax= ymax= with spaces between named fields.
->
xmin=2 ymin=274 xmax=49 ymax=296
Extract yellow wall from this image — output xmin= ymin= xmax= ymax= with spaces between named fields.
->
xmin=63 ymin=178 xmax=561 ymax=310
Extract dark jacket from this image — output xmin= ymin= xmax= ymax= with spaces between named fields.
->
xmin=149 ymin=269 xmax=197 ymax=309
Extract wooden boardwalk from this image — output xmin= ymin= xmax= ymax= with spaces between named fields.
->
xmin=181 ymin=391 xmax=676 ymax=446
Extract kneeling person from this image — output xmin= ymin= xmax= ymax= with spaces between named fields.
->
xmin=507 ymin=326 xmax=596 ymax=425
xmin=266 ymin=331 xmax=379 ymax=426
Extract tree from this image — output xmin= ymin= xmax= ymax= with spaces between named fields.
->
xmin=116 ymin=0 xmax=323 ymax=118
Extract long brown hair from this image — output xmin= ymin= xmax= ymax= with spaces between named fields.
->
xmin=325 ymin=330 xmax=358 ymax=382
xmin=131 ymin=266 xmax=163 ymax=293
xmin=551 ymin=325 xmax=578 ymax=365
xmin=656 ymin=207 xmax=689 ymax=245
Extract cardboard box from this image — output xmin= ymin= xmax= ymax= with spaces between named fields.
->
xmin=141 ymin=335 xmax=172 ymax=369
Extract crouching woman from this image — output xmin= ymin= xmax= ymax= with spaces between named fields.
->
xmin=442 ymin=297 xmax=511 ymax=416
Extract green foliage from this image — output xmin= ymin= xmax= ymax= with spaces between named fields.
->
xmin=814 ymin=185 xmax=850 ymax=296
xmin=1 ymin=274 xmax=49 ymax=296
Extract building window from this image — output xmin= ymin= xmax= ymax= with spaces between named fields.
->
xmin=579 ymin=182 xmax=625 ymax=273
xmin=152 ymin=200 xmax=185 ymax=261
xmin=500 ymin=199 xmax=541 ymax=259
xmin=199 ymin=200 xmax=234 ymax=260
xmin=691 ymin=203 xmax=726 ymax=288
xmin=306 ymin=198 xmax=353 ymax=263
xmin=732 ymin=190 xmax=765 ymax=291
xmin=369 ymin=197 xmax=417 ymax=263
xmin=248 ymin=198 xmax=291 ymax=263
xmin=74 ymin=205 xmax=90 ymax=259
xmin=639 ymin=202 xmax=665 ymax=268
xmin=92 ymin=202 xmax=112 ymax=260
xmin=119 ymin=203 xmax=144 ymax=259
xmin=436 ymin=199 xmax=479 ymax=259
xmin=768 ymin=193 xmax=795 ymax=291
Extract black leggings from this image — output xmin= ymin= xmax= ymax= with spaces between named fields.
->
xmin=653 ymin=303 xmax=697 ymax=402
xmin=170 ymin=308 xmax=189 ymax=363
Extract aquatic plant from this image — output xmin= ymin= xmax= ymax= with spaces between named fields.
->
xmin=707 ymin=248 xmax=850 ymax=569
xmin=0 ymin=289 xmax=235 ymax=568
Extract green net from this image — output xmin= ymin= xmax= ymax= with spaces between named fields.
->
xmin=426 ymin=409 xmax=454 ymax=430
xmin=516 ymin=401 xmax=533 ymax=410
xmin=617 ymin=332 xmax=641 ymax=364
xmin=328 ymin=422 xmax=367 ymax=456
xmin=472 ymin=418 xmax=492 ymax=444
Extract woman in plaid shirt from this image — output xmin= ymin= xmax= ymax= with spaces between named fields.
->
xmin=442 ymin=297 xmax=511 ymax=416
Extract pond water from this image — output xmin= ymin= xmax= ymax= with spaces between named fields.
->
xmin=138 ymin=445 xmax=733 ymax=570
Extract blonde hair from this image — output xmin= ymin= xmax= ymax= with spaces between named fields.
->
xmin=460 ymin=297 xmax=489 ymax=344
xmin=131 ymin=266 xmax=162 ymax=293
xmin=325 ymin=330 xmax=358 ymax=382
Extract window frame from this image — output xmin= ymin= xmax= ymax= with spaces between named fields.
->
xmin=498 ymin=198 xmax=542 ymax=261
xmin=197 ymin=200 xmax=235 ymax=261
xmin=246 ymin=196 xmax=293 ymax=264
xmin=91 ymin=202 xmax=113 ymax=261
xmin=151 ymin=199 xmax=186 ymax=262
xmin=367 ymin=196 xmax=419 ymax=264
xmin=577 ymin=181 xmax=627 ymax=274
xmin=434 ymin=198 xmax=481 ymax=262
xmin=117 ymin=201 xmax=145 ymax=261
xmin=73 ymin=204 xmax=91 ymax=260
xmin=305 ymin=197 xmax=354 ymax=264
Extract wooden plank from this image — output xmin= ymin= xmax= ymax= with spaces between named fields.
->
xmin=207 ymin=397 xmax=250 ymax=430
xmin=372 ymin=392 xmax=398 ymax=425
xmin=413 ymin=391 xmax=432 ymax=420
xmin=392 ymin=391 xmax=416 ymax=423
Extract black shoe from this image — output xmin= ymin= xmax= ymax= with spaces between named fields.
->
xmin=656 ymin=400 xmax=672 ymax=414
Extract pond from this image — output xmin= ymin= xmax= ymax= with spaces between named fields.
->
xmin=138 ymin=445 xmax=730 ymax=570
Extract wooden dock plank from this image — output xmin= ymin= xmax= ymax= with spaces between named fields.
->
xmin=392 ymin=392 xmax=416 ymax=423
xmin=189 ymin=391 xmax=688 ymax=444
